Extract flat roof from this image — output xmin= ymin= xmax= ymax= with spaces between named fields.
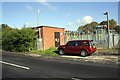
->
xmin=33 ymin=26 xmax=65 ymax=29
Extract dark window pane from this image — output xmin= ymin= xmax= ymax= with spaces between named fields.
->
xmin=68 ymin=41 xmax=75 ymax=46
xmin=84 ymin=41 xmax=90 ymax=46
xmin=76 ymin=41 xmax=82 ymax=46
xmin=89 ymin=41 xmax=95 ymax=46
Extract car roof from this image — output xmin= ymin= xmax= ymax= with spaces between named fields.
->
xmin=69 ymin=40 xmax=93 ymax=42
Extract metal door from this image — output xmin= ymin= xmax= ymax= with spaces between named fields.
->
xmin=54 ymin=32 xmax=60 ymax=47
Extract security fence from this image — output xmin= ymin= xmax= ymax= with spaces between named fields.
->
xmin=65 ymin=30 xmax=120 ymax=49
xmin=36 ymin=26 xmax=119 ymax=50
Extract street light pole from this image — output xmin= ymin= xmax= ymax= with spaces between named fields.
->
xmin=37 ymin=9 xmax=40 ymax=26
xmin=104 ymin=12 xmax=110 ymax=48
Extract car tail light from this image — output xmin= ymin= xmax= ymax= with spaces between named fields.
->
xmin=93 ymin=46 xmax=96 ymax=48
xmin=90 ymin=46 xmax=96 ymax=48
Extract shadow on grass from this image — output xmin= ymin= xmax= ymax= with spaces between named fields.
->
xmin=54 ymin=51 xmax=59 ymax=55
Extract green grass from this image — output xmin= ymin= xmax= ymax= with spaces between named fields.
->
xmin=30 ymin=47 xmax=58 ymax=55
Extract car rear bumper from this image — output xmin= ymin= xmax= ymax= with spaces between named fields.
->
xmin=88 ymin=49 xmax=96 ymax=54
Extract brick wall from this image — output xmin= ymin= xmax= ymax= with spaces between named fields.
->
xmin=41 ymin=27 xmax=64 ymax=49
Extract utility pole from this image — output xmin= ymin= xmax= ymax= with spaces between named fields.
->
xmin=104 ymin=12 xmax=110 ymax=48
xmin=37 ymin=9 xmax=39 ymax=26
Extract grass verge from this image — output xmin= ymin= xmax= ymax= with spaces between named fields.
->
xmin=29 ymin=47 xmax=58 ymax=55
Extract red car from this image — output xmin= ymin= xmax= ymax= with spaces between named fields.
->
xmin=58 ymin=40 xmax=96 ymax=57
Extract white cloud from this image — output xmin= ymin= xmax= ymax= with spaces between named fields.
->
xmin=67 ymin=16 xmax=93 ymax=27
xmin=36 ymin=0 xmax=57 ymax=10
xmin=77 ymin=16 xmax=93 ymax=25
xmin=77 ymin=19 xmax=81 ymax=24
xmin=82 ymin=16 xmax=93 ymax=24
xmin=26 ymin=4 xmax=33 ymax=10
xmin=68 ymin=22 xmax=74 ymax=26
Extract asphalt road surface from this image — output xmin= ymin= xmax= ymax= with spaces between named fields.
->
xmin=1 ymin=52 xmax=119 ymax=79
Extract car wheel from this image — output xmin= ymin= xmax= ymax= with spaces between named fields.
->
xmin=80 ymin=50 xmax=88 ymax=57
xmin=59 ymin=49 xmax=65 ymax=55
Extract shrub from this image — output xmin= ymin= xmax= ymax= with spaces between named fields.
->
xmin=2 ymin=27 xmax=37 ymax=52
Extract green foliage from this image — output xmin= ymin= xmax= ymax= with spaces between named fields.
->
xmin=1 ymin=24 xmax=13 ymax=30
xmin=114 ymin=25 xmax=120 ymax=33
xmin=100 ymin=19 xmax=117 ymax=29
xmin=77 ymin=19 xmax=118 ymax=33
xmin=30 ymin=47 xmax=58 ymax=55
xmin=77 ymin=22 xmax=99 ymax=33
xmin=2 ymin=26 xmax=37 ymax=52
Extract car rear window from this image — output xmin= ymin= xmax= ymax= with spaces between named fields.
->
xmin=89 ymin=41 xmax=95 ymax=46
xmin=84 ymin=41 xmax=95 ymax=46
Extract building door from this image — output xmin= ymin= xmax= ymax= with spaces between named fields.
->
xmin=54 ymin=32 xmax=60 ymax=47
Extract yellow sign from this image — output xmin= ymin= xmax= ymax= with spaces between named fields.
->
xmin=66 ymin=37 xmax=70 ymax=39
xmin=73 ymin=36 xmax=77 ymax=38
xmin=98 ymin=34 xmax=102 ymax=37
xmin=74 ymin=36 xmax=78 ymax=39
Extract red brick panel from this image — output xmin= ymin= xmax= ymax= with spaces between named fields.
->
xmin=41 ymin=27 xmax=64 ymax=49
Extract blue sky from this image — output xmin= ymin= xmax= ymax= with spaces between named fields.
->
xmin=2 ymin=2 xmax=118 ymax=31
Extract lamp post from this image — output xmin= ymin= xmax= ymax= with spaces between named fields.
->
xmin=37 ymin=9 xmax=40 ymax=26
xmin=104 ymin=12 xmax=110 ymax=48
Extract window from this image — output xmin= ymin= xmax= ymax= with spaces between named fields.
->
xmin=84 ymin=41 xmax=90 ymax=46
xmin=67 ymin=41 xmax=75 ymax=46
xmin=84 ymin=41 xmax=95 ymax=46
xmin=89 ymin=41 xmax=95 ymax=46
xmin=76 ymin=41 xmax=82 ymax=46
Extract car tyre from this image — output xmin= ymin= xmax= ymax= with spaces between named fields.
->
xmin=80 ymin=50 xmax=88 ymax=57
xmin=59 ymin=49 xmax=65 ymax=55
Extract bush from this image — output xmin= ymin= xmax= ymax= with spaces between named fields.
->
xmin=2 ymin=27 xmax=37 ymax=52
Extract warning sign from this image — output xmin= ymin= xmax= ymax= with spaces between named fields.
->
xmin=98 ymin=34 xmax=102 ymax=37
xmin=66 ymin=37 xmax=70 ymax=39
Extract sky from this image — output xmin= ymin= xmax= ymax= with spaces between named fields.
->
xmin=2 ymin=1 xmax=119 ymax=31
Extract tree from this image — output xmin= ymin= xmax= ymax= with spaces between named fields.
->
xmin=90 ymin=22 xmax=99 ymax=27
xmin=77 ymin=26 xmax=84 ymax=32
xmin=77 ymin=22 xmax=99 ymax=33
xmin=77 ymin=19 xmax=117 ymax=33
xmin=114 ymin=25 xmax=120 ymax=33
xmin=100 ymin=19 xmax=117 ymax=30
xmin=1 ymin=24 xmax=13 ymax=30
xmin=89 ymin=22 xmax=99 ymax=32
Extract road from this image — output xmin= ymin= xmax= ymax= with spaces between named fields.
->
xmin=1 ymin=52 xmax=119 ymax=79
